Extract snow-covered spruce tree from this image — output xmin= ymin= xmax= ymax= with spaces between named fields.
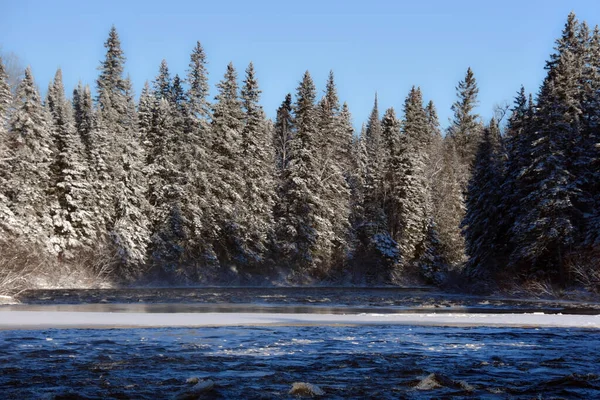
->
xmin=137 ymin=81 xmax=153 ymax=146
xmin=447 ymin=67 xmax=483 ymax=188
xmin=46 ymin=69 xmax=97 ymax=256
xmin=239 ymin=62 xmax=275 ymax=270
xmin=352 ymin=97 xmax=398 ymax=282
xmin=72 ymin=82 xmax=95 ymax=162
xmin=348 ymin=123 xmax=368 ymax=229
xmin=434 ymin=139 xmax=467 ymax=267
xmin=276 ymin=71 xmax=323 ymax=278
xmin=510 ymin=44 xmax=580 ymax=284
xmin=0 ymin=57 xmax=16 ymax=237
xmin=4 ymin=67 xmax=55 ymax=246
xmin=579 ymin=25 xmax=600 ymax=246
xmin=395 ymin=87 xmax=430 ymax=267
xmin=462 ymin=120 xmax=503 ymax=279
xmin=314 ymin=71 xmax=351 ymax=275
xmin=179 ymin=41 xmax=218 ymax=277
xmin=273 ymin=93 xmax=294 ymax=173
xmin=498 ymin=87 xmax=532 ymax=268
xmin=421 ymin=100 xmax=451 ymax=281
xmin=93 ymin=26 xmax=151 ymax=278
xmin=210 ymin=62 xmax=246 ymax=270
xmin=361 ymin=94 xmax=387 ymax=234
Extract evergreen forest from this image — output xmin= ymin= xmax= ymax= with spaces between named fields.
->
xmin=1 ymin=12 xmax=599 ymax=293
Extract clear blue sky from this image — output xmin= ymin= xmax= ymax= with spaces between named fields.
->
xmin=2 ymin=0 xmax=600 ymax=130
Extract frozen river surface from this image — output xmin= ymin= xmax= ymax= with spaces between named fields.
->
xmin=1 ymin=287 xmax=599 ymax=399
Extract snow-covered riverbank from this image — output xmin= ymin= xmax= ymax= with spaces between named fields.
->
xmin=1 ymin=310 xmax=598 ymax=330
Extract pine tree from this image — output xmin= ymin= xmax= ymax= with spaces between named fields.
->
xmin=239 ymin=62 xmax=275 ymax=265
xmin=394 ymin=87 xmax=430 ymax=265
xmin=273 ymin=93 xmax=294 ymax=173
xmin=0 ymin=57 xmax=16 ymax=236
xmin=210 ymin=62 xmax=245 ymax=267
xmin=435 ymin=140 xmax=467 ymax=267
xmin=153 ymin=59 xmax=172 ymax=102
xmin=315 ymin=71 xmax=351 ymax=273
xmin=448 ymin=67 xmax=483 ymax=186
xmin=463 ymin=120 xmax=503 ymax=278
xmin=181 ymin=41 xmax=217 ymax=277
xmin=46 ymin=69 xmax=96 ymax=256
xmin=276 ymin=71 xmax=323 ymax=276
xmin=137 ymin=81 xmax=153 ymax=147
xmin=4 ymin=67 xmax=55 ymax=245
xmin=511 ymin=41 xmax=580 ymax=283
xmin=72 ymin=82 xmax=94 ymax=160
xmin=362 ymin=94 xmax=386 ymax=231
xmin=93 ymin=26 xmax=150 ymax=276
xmin=186 ymin=41 xmax=211 ymax=122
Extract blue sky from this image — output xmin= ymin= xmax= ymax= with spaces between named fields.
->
xmin=2 ymin=0 xmax=600 ymax=130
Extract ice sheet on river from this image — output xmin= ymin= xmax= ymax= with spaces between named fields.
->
xmin=0 ymin=310 xmax=598 ymax=329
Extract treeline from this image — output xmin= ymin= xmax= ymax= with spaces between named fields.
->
xmin=0 ymin=13 xmax=598 ymax=289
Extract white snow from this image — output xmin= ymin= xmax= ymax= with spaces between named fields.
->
xmin=0 ymin=311 xmax=598 ymax=330
xmin=0 ymin=295 xmax=18 ymax=305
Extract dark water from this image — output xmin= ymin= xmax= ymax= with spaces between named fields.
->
xmin=0 ymin=325 xmax=599 ymax=399
xmin=3 ymin=288 xmax=599 ymax=398
xmin=14 ymin=286 xmax=600 ymax=314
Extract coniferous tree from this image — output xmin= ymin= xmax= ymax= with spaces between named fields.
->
xmin=4 ymin=67 xmax=55 ymax=246
xmin=210 ymin=62 xmax=245 ymax=268
xmin=46 ymin=69 xmax=96 ymax=256
xmin=395 ymin=87 xmax=430 ymax=266
xmin=0 ymin=57 xmax=16 ymax=236
xmin=362 ymin=95 xmax=386 ymax=232
xmin=463 ymin=120 xmax=503 ymax=278
xmin=181 ymin=41 xmax=216 ymax=277
xmin=314 ymin=71 xmax=351 ymax=274
xmin=511 ymin=18 xmax=582 ymax=282
xmin=239 ymin=62 xmax=275 ymax=266
xmin=93 ymin=26 xmax=150 ymax=277
xmin=276 ymin=71 xmax=323 ymax=276
xmin=72 ymin=82 xmax=94 ymax=161
xmin=273 ymin=93 xmax=294 ymax=173
xmin=448 ymin=67 xmax=483 ymax=186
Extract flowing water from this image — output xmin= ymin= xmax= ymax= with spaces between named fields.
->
xmin=1 ymin=287 xmax=599 ymax=399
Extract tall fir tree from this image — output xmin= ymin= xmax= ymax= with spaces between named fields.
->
xmin=276 ymin=71 xmax=323 ymax=277
xmin=72 ymin=82 xmax=94 ymax=161
xmin=273 ymin=93 xmax=294 ymax=173
xmin=210 ymin=62 xmax=246 ymax=268
xmin=463 ymin=120 xmax=503 ymax=279
xmin=0 ymin=57 xmax=16 ymax=237
xmin=394 ymin=87 xmax=430 ymax=266
xmin=4 ymin=67 xmax=55 ymax=246
xmin=239 ymin=62 xmax=275 ymax=266
xmin=46 ymin=69 xmax=96 ymax=256
xmin=93 ymin=26 xmax=151 ymax=277
xmin=510 ymin=28 xmax=581 ymax=282
xmin=181 ymin=41 xmax=217 ymax=277
xmin=313 ymin=72 xmax=352 ymax=273
xmin=448 ymin=67 xmax=483 ymax=187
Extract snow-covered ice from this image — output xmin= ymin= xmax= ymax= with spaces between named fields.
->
xmin=0 ymin=310 xmax=598 ymax=329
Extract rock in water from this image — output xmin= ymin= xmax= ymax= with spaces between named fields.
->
xmin=414 ymin=373 xmax=475 ymax=392
xmin=415 ymin=373 xmax=455 ymax=390
xmin=174 ymin=379 xmax=215 ymax=399
xmin=289 ymin=382 xmax=325 ymax=397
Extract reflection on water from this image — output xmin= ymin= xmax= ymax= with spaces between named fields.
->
xmin=0 ymin=325 xmax=598 ymax=399
xmin=10 ymin=287 xmax=600 ymax=315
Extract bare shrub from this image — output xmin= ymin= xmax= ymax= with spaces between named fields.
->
xmin=567 ymin=252 xmax=600 ymax=294
xmin=0 ymin=237 xmax=118 ymax=296
xmin=0 ymin=238 xmax=56 ymax=296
